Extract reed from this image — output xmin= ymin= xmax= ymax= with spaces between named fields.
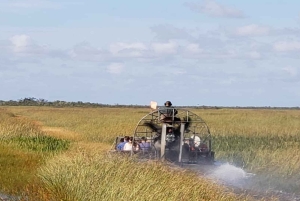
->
xmin=38 ymin=151 xmax=241 ymax=201
xmin=0 ymin=108 xmax=70 ymax=196
xmin=3 ymin=106 xmax=300 ymax=199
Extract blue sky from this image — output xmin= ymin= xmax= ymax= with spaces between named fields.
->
xmin=1 ymin=0 xmax=300 ymax=106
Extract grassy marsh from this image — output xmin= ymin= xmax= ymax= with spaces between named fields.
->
xmin=1 ymin=106 xmax=299 ymax=200
xmin=0 ymin=108 xmax=70 ymax=197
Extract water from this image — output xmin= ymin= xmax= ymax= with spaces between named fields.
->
xmin=208 ymin=162 xmax=255 ymax=187
xmin=0 ymin=192 xmax=20 ymax=201
xmin=200 ymin=162 xmax=300 ymax=201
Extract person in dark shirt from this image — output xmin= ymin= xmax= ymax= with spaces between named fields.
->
xmin=139 ymin=137 xmax=150 ymax=152
xmin=159 ymin=101 xmax=179 ymax=122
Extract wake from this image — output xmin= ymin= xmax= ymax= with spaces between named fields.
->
xmin=207 ymin=162 xmax=255 ymax=187
xmin=200 ymin=162 xmax=300 ymax=201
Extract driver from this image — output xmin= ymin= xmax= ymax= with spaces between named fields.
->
xmin=159 ymin=101 xmax=179 ymax=122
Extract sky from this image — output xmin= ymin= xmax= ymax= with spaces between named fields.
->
xmin=0 ymin=0 xmax=300 ymax=107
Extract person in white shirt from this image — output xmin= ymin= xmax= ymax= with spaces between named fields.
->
xmin=190 ymin=135 xmax=201 ymax=148
xmin=123 ymin=137 xmax=133 ymax=151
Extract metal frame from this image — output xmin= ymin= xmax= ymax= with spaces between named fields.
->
xmin=131 ymin=108 xmax=214 ymax=164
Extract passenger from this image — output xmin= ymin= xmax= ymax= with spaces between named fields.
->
xmin=183 ymin=140 xmax=190 ymax=152
xmin=166 ymin=128 xmax=175 ymax=142
xmin=118 ymin=136 xmax=129 ymax=151
xmin=116 ymin=138 xmax=124 ymax=151
xmin=189 ymin=138 xmax=196 ymax=151
xmin=123 ymin=137 xmax=133 ymax=151
xmin=139 ymin=137 xmax=150 ymax=152
xmin=190 ymin=135 xmax=201 ymax=148
xmin=133 ymin=140 xmax=140 ymax=151
xmin=199 ymin=143 xmax=208 ymax=152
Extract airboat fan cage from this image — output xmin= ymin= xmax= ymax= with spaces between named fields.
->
xmin=134 ymin=109 xmax=210 ymax=138
xmin=132 ymin=108 xmax=213 ymax=162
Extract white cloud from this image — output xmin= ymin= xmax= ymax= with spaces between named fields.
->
xmin=8 ymin=34 xmax=65 ymax=58
xmin=9 ymin=35 xmax=31 ymax=53
xmin=109 ymin=42 xmax=149 ymax=58
xmin=69 ymin=42 xmax=104 ymax=57
xmin=234 ymin=24 xmax=270 ymax=36
xmin=273 ymin=28 xmax=300 ymax=36
xmin=185 ymin=0 xmax=244 ymax=18
xmin=151 ymin=41 xmax=178 ymax=55
xmin=106 ymin=63 xmax=124 ymax=74
xmin=150 ymin=24 xmax=194 ymax=41
xmin=6 ymin=0 xmax=60 ymax=9
xmin=2 ymin=32 xmax=267 ymax=66
xmin=219 ymin=77 xmax=236 ymax=85
xmin=222 ymin=50 xmax=238 ymax=59
xmin=282 ymin=66 xmax=298 ymax=77
xmin=69 ymin=41 xmax=180 ymax=62
xmin=273 ymin=41 xmax=300 ymax=52
xmin=185 ymin=43 xmax=204 ymax=54
xmin=109 ymin=42 xmax=147 ymax=55
xmin=247 ymin=51 xmax=261 ymax=59
xmin=172 ymin=69 xmax=186 ymax=75
xmin=226 ymin=25 xmax=300 ymax=38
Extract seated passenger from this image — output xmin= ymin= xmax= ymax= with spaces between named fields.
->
xmin=118 ymin=136 xmax=129 ymax=151
xmin=133 ymin=140 xmax=140 ymax=151
xmin=183 ymin=140 xmax=190 ymax=152
xmin=123 ymin=137 xmax=133 ymax=151
xmin=116 ymin=138 xmax=124 ymax=151
xmin=166 ymin=128 xmax=175 ymax=142
xmin=190 ymin=135 xmax=201 ymax=148
xmin=139 ymin=137 xmax=150 ymax=152
xmin=199 ymin=143 xmax=208 ymax=152
xmin=188 ymin=138 xmax=196 ymax=151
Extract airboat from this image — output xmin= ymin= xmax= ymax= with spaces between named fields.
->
xmin=111 ymin=107 xmax=214 ymax=165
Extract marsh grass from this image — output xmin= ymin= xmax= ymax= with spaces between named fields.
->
xmin=38 ymin=151 xmax=241 ymax=201
xmin=5 ymin=107 xmax=145 ymax=143
xmin=3 ymin=106 xmax=300 ymax=199
xmin=8 ymin=135 xmax=70 ymax=152
xmin=0 ymin=109 xmax=70 ymax=152
xmin=0 ymin=109 xmax=70 ymax=197
xmin=195 ymin=109 xmax=300 ymax=193
xmin=196 ymin=109 xmax=300 ymax=137
xmin=0 ymin=142 xmax=41 ymax=194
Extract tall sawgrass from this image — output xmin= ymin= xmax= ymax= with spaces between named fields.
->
xmin=193 ymin=109 xmax=300 ymax=193
xmin=38 ymin=151 xmax=242 ymax=201
xmin=0 ymin=109 xmax=70 ymax=153
xmin=4 ymin=106 xmax=300 ymax=198
xmin=5 ymin=107 xmax=143 ymax=143
xmin=196 ymin=109 xmax=300 ymax=137
xmin=0 ymin=108 xmax=70 ymax=196
xmin=0 ymin=142 xmax=41 ymax=194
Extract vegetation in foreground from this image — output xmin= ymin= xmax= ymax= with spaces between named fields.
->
xmin=0 ymin=108 xmax=70 ymax=197
xmin=0 ymin=107 xmax=246 ymax=201
xmin=0 ymin=107 xmax=249 ymax=201
xmin=39 ymin=152 xmax=242 ymax=201
xmin=1 ymin=106 xmax=299 ymax=200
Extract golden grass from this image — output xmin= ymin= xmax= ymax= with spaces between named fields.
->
xmin=41 ymin=127 xmax=83 ymax=141
xmin=5 ymin=107 xmax=144 ymax=143
xmin=38 ymin=150 xmax=242 ymax=201
xmin=195 ymin=109 xmax=300 ymax=137
xmin=2 ymin=106 xmax=299 ymax=200
xmin=0 ymin=108 xmax=70 ymax=198
xmin=0 ymin=142 xmax=42 ymax=194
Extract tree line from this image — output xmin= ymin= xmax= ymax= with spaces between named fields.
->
xmin=0 ymin=97 xmax=299 ymax=110
xmin=0 ymin=97 xmax=142 ymax=108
